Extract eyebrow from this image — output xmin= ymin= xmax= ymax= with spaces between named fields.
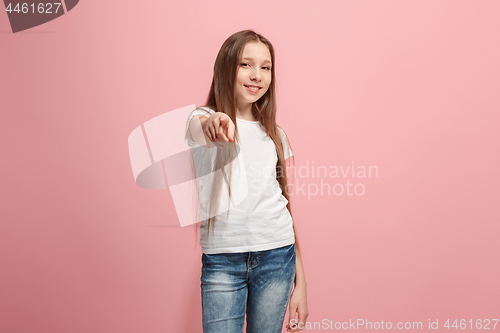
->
xmin=242 ymin=57 xmax=272 ymax=64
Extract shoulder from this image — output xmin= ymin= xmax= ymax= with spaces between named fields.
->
xmin=276 ymin=125 xmax=294 ymax=159
xmin=277 ymin=125 xmax=289 ymax=140
xmin=192 ymin=106 xmax=215 ymax=117
xmin=186 ymin=107 xmax=215 ymax=124
xmin=276 ymin=126 xmax=293 ymax=151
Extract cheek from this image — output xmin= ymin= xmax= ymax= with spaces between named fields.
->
xmin=264 ymin=79 xmax=272 ymax=90
xmin=265 ymin=74 xmax=272 ymax=85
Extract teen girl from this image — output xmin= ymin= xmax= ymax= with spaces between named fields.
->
xmin=184 ymin=30 xmax=308 ymax=333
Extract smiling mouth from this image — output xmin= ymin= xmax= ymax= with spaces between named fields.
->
xmin=244 ymin=85 xmax=262 ymax=92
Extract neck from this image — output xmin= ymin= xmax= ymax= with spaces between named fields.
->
xmin=236 ymin=103 xmax=257 ymax=121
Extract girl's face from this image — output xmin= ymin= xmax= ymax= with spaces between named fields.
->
xmin=234 ymin=41 xmax=272 ymax=107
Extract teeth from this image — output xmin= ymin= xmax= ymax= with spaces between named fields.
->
xmin=246 ymin=86 xmax=260 ymax=91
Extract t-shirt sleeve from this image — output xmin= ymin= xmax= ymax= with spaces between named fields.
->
xmin=185 ymin=107 xmax=215 ymax=147
xmin=278 ymin=126 xmax=293 ymax=160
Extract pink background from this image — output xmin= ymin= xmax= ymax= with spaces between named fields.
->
xmin=1 ymin=1 xmax=499 ymax=332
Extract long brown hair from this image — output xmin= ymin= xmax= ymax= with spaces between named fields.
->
xmin=193 ymin=29 xmax=299 ymax=254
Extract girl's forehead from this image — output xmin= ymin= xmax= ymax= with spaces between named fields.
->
xmin=241 ymin=42 xmax=272 ymax=62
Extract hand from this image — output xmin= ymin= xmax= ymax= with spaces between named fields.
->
xmin=203 ymin=112 xmax=235 ymax=148
xmin=286 ymin=284 xmax=309 ymax=332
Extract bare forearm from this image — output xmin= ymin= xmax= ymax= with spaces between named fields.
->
xmin=294 ymin=231 xmax=307 ymax=288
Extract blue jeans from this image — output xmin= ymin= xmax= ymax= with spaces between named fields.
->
xmin=201 ymin=243 xmax=296 ymax=333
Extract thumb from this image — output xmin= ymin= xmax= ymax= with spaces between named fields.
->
xmin=226 ymin=120 xmax=235 ymax=141
xmin=287 ymin=307 xmax=298 ymax=330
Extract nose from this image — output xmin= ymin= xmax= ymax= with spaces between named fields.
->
xmin=250 ymin=67 xmax=262 ymax=81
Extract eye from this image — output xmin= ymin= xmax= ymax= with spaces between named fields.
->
xmin=241 ymin=63 xmax=249 ymax=67
xmin=263 ymin=66 xmax=271 ymax=70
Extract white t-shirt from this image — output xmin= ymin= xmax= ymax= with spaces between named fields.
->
xmin=184 ymin=106 xmax=295 ymax=254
